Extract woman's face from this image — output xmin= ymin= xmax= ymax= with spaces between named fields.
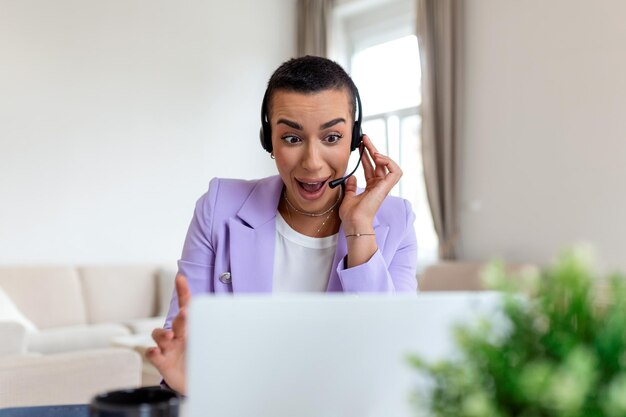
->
xmin=270 ymin=88 xmax=353 ymax=213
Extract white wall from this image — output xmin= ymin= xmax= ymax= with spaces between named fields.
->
xmin=458 ymin=0 xmax=626 ymax=271
xmin=0 ymin=0 xmax=296 ymax=265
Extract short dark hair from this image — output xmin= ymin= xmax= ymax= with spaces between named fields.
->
xmin=264 ymin=55 xmax=358 ymax=120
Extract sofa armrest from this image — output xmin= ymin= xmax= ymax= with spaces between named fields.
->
xmin=0 ymin=321 xmax=27 ymax=357
xmin=0 ymin=348 xmax=142 ymax=408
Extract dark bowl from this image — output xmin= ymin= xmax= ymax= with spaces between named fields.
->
xmin=90 ymin=386 xmax=180 ymax=417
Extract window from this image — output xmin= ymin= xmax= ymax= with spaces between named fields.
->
xmin=332 ymin=0 xmax=438 ymax=270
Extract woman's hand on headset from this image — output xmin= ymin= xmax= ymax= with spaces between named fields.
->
xmin=146 ymin=274 xmax=189 ymax=395
xmin=339 ymin=134 xmax=402 ymax=267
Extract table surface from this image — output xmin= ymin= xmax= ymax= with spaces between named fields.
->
xmin=0 ymin=403 xmax=188 ymax=417
xmin=0 ymin=404 xmax=89 ymax=417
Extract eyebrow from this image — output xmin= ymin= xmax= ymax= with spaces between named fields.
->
xmin=276 ymin=118 xmax=303 ymax=130
xmin=320 ymin=118 xmax=346 ymax=130
xmin=276 ymin=117 xmax=346 ymax=131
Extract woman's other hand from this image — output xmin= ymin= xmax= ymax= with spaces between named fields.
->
xmin=146 ymin=274 xmax=190 ymax=394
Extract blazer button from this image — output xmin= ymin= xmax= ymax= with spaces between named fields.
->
xmin=219 ymin=272 xmax=232 ymax=284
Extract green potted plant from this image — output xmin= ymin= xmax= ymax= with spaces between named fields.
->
xmin=411 ymin=247 xmax=626 ymax=417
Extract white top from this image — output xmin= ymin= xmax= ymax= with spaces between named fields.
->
xmin=272 ymin=213 xmax=338 ymax=292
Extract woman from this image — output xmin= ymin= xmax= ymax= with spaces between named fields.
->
xmin=147 ymin=56 xmax=418 ymax=394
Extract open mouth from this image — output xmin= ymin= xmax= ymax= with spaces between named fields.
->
xmin=296 ymin=178 xmax=328 ymax=193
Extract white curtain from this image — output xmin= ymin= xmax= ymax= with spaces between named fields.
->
xmin=297 ymin=0 xmax=334 ymax=57
xmin=416 ymin=0 xmax=460 ymax=260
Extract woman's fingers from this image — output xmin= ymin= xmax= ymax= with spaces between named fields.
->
xmin=363 ymin=134 xmax=379 ymax=153
xmin=147 ymin=278 xmax=189 ymax=395
xmin=373 ymin=152 xmax=402 ymax=188
xmin=147 ymin=318 xmax=187 ymax=394
xmin=149 ymin=328 xmax=175 ymax=366
xmin=359 ymin=142 xmax=376 ymax=180
xmin=172 ymin=306 xmax=187 ymax=339
xmin=152 ymin=328 xmax=174 ymax=345
xmin=146 ymin=345 xmax=167 ymax=363
xmin=145 ymin=347 xmax=164 ymax=367
xmin=145 ymin=346 xmax=174 ymax=383
xmin=363 ymin=136 xmax=387 ymax=178
xmin=361 ymin=135 xmax=402 ymax=187
xmin=343 ymin=175 xmax=358 ymax=197
xmin=175 ymin=274 xmax=191 ymax=310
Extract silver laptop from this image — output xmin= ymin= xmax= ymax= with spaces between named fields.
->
xmin=187 ymin=293 xmax=501 ymax=417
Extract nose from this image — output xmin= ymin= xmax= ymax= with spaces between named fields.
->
xmin=301 ymin=139 xmax=323 ymax=172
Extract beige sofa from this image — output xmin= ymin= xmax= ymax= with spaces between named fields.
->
xmin=0 ymin=266 xmax=176 ymax=407
xmin=0 ymin=266 xmax=175 ymax=354
xmin=0 ymin=346 xmax=142 ymax=408
xmin=0 ymin=321 xmax=142 ymax=407
xmin=419 ymin=261 xmax=536 ymax=291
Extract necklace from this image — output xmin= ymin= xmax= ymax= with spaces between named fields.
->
xmin=285 ymin=199 xmax=335 ymax=237
xmin=283 ymin=187 xmax=342 ymax=217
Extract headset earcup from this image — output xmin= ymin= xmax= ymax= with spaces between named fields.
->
xmin=260 ymin=121 xmax=272 ymax=153
xmin=260 ymin=88 xmax=272 ymax=153
xmin=259 ymin=127 xmax=266 ymax=151
xmin=351 ymin=121 xmax=363 ymax=152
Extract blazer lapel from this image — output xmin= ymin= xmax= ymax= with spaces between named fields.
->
xmin=229 ymin=176 xmax=283 ymax=293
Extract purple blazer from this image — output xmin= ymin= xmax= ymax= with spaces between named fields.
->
xmin=165 ymin=175 xmax=417 ymax=327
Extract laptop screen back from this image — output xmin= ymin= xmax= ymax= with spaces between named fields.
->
xmin=187 ymin=293 xmax=501 ymax=417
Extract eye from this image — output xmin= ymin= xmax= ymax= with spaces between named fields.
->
xmin=281 ymin=135 xmax=302 ymax=145
xmin=323 ymin=133 xmax=343 ymax=144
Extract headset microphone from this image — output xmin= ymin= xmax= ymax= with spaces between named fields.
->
xmin=328 ymin=143 xmax=365 ymax=189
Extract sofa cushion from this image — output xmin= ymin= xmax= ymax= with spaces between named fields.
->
xmin=419 ymin=262 xmax=486 ymax=291
xmin=27 ymin=323 xmax=131 ymax=354
xmin=120 ymin=316 xmax=166 ymax=334
xmin=0 ymin=286 xmax=37 ymax=333
xmin=78 ymin=266 xmax=159 ymax=324
xmin=0 ymin=321 xmax=28 ymax=357
xmin=0 ymin=348 xmax=141 ymax=407
xmin=0 ymin=267 xmax=87 ymax=329
xmin=419 ymin=261 xmax=536 ymax=291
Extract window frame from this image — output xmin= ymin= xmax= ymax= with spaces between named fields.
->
xmin=331 ymin=0 xmax=440 ymax=272
xmin=330 ymin=0 xmax=416 ymax=72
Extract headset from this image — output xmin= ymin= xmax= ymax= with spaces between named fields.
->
xmin=259 ymin=87 xmax=364 ymax=189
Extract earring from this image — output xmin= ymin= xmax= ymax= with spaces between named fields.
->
xmin=270 ymin=152 xmax=275 ymax=159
